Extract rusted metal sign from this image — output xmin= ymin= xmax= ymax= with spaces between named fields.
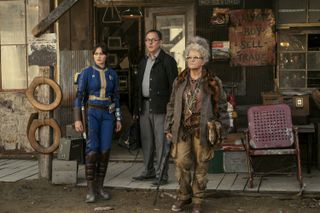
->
xmin=229 ymin=9 xmax=275 ymax=66
xmin=28 ymin=33 xmax=57 ymax=66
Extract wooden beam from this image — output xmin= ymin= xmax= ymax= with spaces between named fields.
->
xmin=94 ymin=0 xmax=195 ymax=8
xmin=32 ymin=0 xmax=80 ymax=37
xmin=277 ymin=23 xmax=320 ymax=29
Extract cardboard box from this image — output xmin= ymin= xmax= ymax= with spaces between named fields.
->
xmin=261 ymin=92 xmax=283 ymax=105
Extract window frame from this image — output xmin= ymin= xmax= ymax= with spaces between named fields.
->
xmin=0 ymin=0 xmax=28 ymax=92
xmin=277 ymin=29 xmax=320 ymax=91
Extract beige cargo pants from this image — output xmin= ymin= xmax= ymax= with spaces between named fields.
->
xmin=171 ymin=133 xmax=214 ymax=204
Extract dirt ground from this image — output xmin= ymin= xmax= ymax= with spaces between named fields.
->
xmin=1 ymin=179 xmax=320 ymax=213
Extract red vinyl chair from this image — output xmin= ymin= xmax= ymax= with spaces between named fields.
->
xmin=244 ymin=104 xmax=303 ymax=188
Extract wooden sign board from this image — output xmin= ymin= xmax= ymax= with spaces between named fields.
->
xmin=229 ymin=9 xmax=275 ymax=66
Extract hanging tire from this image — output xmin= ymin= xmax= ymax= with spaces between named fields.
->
xmin=28 ymin=118 xmax=61 ymax=154
xmin=26 ymin=76 xmax=62 ymax=111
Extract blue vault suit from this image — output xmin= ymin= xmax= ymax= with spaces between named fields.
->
xmin=74 ymin=65 xmax=121 ymax=154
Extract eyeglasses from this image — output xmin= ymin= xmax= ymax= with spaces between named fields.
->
xmin=186 ymin=56 xmax=203 ymax=61
xmin=145 ymin=38 xmax=159 ymax=43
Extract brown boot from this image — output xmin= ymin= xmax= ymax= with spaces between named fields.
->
xmin=96 ymin=150 xmax=111 ymax=200
xmin=192 ymin=203 xmax=202 ymax=213
xmin=171 ymin=198 xmax=192 ymax=212
xmin=85 ymin=151 xmax=97 ymax=203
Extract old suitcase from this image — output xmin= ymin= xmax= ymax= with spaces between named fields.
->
xmin=58 ymin=137 xmax=85 ymax=163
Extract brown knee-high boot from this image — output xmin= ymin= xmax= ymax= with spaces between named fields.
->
xmin=85 ymin=151 xmax=97 ymax=203
xmin=96 ymin=150 xmax=111 ymax=200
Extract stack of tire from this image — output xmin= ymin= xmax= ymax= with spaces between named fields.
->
xmin=26 ymin=77 xmax=62 ymax=154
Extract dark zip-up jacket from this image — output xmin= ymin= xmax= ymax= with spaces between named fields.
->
xmin=134 ymin=49 xmax=178 ymax=115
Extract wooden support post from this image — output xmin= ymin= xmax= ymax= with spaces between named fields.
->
xmin=32 ymin=0 xmax=80 ymax=37
xmin=38 ymin=66 xmax=54 ymax=179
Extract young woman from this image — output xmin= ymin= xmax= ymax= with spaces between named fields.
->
xmin=74 ymin=42 xmax=122 ymax=203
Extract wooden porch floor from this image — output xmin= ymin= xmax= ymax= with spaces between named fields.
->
xmin=1 ymin=159 xmax=320 ymax=195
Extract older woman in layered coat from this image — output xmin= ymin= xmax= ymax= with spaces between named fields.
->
xmin=164 ymin=36 xmax=227 ymax=213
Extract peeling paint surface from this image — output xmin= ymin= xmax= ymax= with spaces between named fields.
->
xmin=28 ymin=33 xmax=57 ymax=66
xmin=0 ymin=93 xmax=37 ymax=152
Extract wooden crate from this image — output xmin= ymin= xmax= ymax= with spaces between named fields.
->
xmin=52 ymin=159 xmax=78 ymax=185
xmin=261 ymin=92 xmax=283 ymax=105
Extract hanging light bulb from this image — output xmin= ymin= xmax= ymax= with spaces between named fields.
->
xmin=121 ymin=7 xmax=143 ymax=19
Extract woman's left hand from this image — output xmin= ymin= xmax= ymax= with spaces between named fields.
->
xmin=115 ymin=121 xmax=122 ymax=132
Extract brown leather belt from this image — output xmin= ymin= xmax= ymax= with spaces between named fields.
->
xmin=88 ymin=104 xmax=109 ymax=110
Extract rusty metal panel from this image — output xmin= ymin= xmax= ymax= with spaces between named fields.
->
xmin=60 ymin=50 xmax=92 ymax=105
xmin=57 ymin=50 xmax=92 ymax=128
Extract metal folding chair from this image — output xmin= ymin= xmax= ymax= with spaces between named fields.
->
xmin=244 ymin=104 xmax=303 ymax=188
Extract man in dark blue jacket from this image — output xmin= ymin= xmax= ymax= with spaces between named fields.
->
xmin=133 ymin=29 xmax=178 ymax=185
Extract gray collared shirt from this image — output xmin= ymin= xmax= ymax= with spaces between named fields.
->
xmin=142 ymin=49 xmax=160 ymax=98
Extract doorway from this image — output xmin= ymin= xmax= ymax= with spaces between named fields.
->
xmin=144 ymin=5 xmax=196 ymax=72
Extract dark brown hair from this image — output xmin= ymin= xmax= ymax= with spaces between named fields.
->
xmin=92 ymin=42 xmax=108 ymax=55
xmin=145 ymin=29 xmax=162 ymax=40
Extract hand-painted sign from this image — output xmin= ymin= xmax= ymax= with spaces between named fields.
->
xmin=229 ymin=9 xmax=275 ymax=66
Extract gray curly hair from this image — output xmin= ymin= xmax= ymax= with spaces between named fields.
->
xmin=185 ymin=36 xmax=210 ymax=63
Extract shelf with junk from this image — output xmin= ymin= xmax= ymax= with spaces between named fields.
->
xmin=106 ymin=40 xmax=132 ymax=109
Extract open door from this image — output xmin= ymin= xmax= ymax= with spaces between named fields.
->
xmin=144 ymin=5 xmax=196 ymax=72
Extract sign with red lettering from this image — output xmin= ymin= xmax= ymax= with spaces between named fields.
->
xmin=229 ymin=9 xmax=275 ymax=66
